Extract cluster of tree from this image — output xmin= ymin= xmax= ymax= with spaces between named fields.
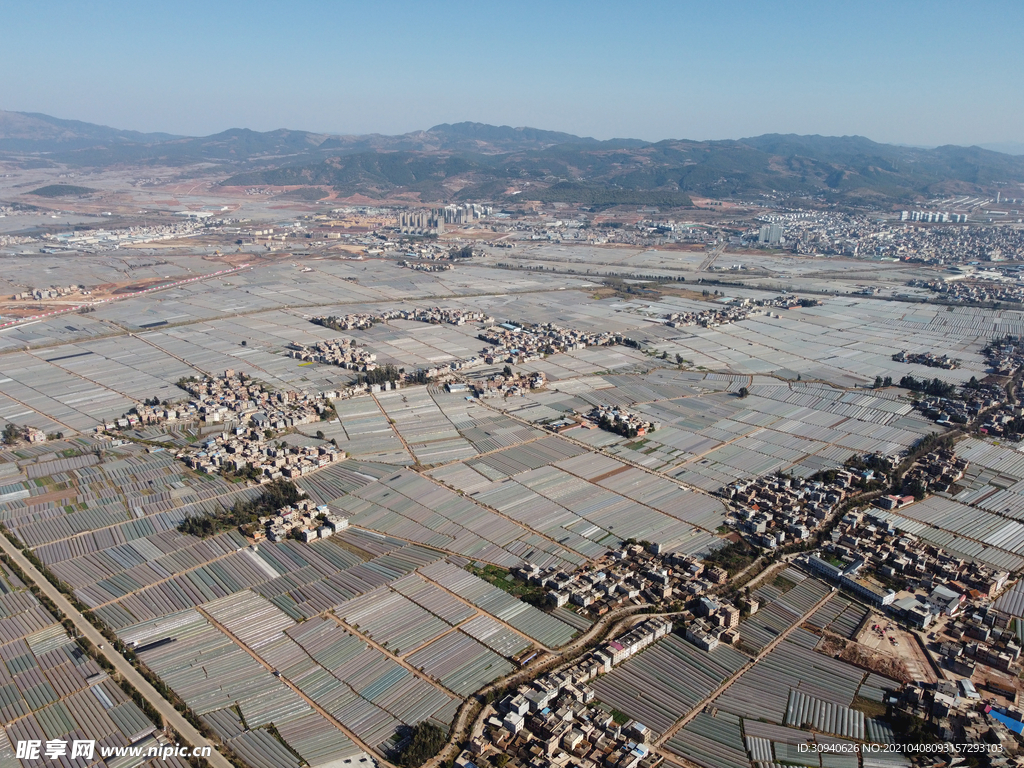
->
xmin=405 ymin=369 xmax=431 ymax=385
xmin=395 ymin=721 xmax=446 ymax=768
xmin=2 ymin=424 xmax=20 ymax=445
xmin=178 ymin=479 xmax=303 ymax=538
xmin=223 ymin=463 xmax=263 ymax=483
xmin=355 ymin=364 xmax=401 ymax=386
xmin=29 ymin=184 xmax=97 ymax=197
xmin=899 ymin=375 xmax=957 ymax=398
xmin=872 ymin=376 xmax=893 ymax=388
xmin=902 ymin=477 xmax=929 ymax=501
xmin=448 ymin=245 xmax=473 ymax=259
xmin=603 ymin=277 xmax=656 ymax=297
xmin=701 ymin=539 xmax=757 ymax=577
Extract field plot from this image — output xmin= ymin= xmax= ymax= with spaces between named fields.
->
xmin=329 ymin=468 xmax=585 ymax=569
xmin=500 ymin=367 xmax=935 ymax=490
xmin=663 ymin=710 xmax=747 ymax=768
xmin=122 ymin=606 xmax=375 ymax=763
xmin=430 ymin=442 xmax=725 ymax=559
xmin=419 ymin=560 xmax=577 ymax=648
xmin=712 ymin=629 xmax=899 ymax=737
xmin=590 ymin=633 xmax=748 ymax=736
xmin=405 ymin=630 xmax=513 ymax=697
xmin=955 ymin=437 xmax=1024 ymax=513
xmin=612 ymin=297 xmax=1011 ymax=387
xmin=375 ymin=387 xmax=479 ymax=465
xmin=87 ymin=530 xmax=547 ymax=760
xmin=806 ymin=596 xmax=869 ymax=640
xmin=336 ymin=588 xmax=453 ymax=655
xmin=0 ymin=561 xmax=166 ymax=761
xmin=14 ymin=453 xmax=447 ymax=628
xmin=739 ymin=574 xmax=832 ymax=655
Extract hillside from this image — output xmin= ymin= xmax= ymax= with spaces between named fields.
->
xmin=0 ymin=111 xmax=178 ymax=151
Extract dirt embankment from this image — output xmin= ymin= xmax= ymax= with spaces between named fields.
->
xmin=818 ymin=631 xmax=912 ymax=683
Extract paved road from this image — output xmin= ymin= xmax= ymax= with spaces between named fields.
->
xmin=0 ymin=535 xmax=233 ymax=768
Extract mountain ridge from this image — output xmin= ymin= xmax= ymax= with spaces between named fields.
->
xmin=3 ymin=110 xmax=1023 ymax=206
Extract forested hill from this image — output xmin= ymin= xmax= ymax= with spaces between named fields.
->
xmin=223 ymin=132 xmax=1024 ymax=205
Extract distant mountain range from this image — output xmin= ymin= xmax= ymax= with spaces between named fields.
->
xmin=3 ymin=110 xmax=1024 ymax=206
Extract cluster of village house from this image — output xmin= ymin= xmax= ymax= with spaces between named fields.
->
xmin=516 ymin=543 xmax=729 ymax=620
xmin=312 ymin=307 xmax=491 ymax=331
xmin=662 ymin=306 xmax=751 ymax=328
xmin=249 ymin=496 xmax=350 ymax=543
xmin=892 ymin=350 xmax=960 ymax=369
xmin=916 ymin=278 xmax=1024 ymax=306
xmin=450 ymin=371 xmax=547 ymax=399
xmin=810 ymin=506 xmax=1010 ymax=622
xmin=105 ymin=371 xmax=345 ymax=479
xmin=720 ymin=466 xmax=878 ymax=550
xmin=478 ymin=323 xmax=616 ymax=364
xmin=586 ymin=406 xmax=658 ymax=438
xmin=835 ymin=504 xmax=1024 ymax=754
xmin=985 ymin=335 xmax=1024 ymax=377
xmin=908 ymin=342 xmax=1020 ymax=436
xmin=10 ymin=284 xmax=89 ymax=300
xmin=915 ymin=382 xmax=1006 ymax=428
xmin=913 ymin=334 xmax=1023 ymax=430
xmin=896 ymin=448 xmax=966 ymax=497
xmin=177 ymin=430 xmax=344 ymax=479
xmin=458 ymin=618 xmax=673 ymax=768
xmin=287 ymin=338 xmax=378 ymax=371
xmin=12 ymin=426 xmax=48 ymax=443
xmin=111 ymin=370 xmax=332 ymax=429
xmin=660 ymin=295 xmax=820 ymax=329
xmin=399 ymin=259 xmax=454 ymax=271
xmin=894 ymin=678 xmax=1021 ymax=757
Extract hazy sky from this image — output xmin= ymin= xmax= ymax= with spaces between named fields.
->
xmin=3 ymin=0 xmax=1022 ymax=146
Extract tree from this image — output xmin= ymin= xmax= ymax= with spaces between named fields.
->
xmin=873 ymin=376 xmax=883 ymax=389
xmin=502 ymin=365 xmax=513 ymax=377
xmin=676 ymin=353 xmax=684 ymax=365
xmin=395 ymin=722 xmax=446 ymax=767
xmin=905 ymin=478 xmax=928 ymax=501
xmin=356 ymin=365 xmax=400 ymax=386
xmin=315 ymin=430 xmax=325 ymax=440
xmin=178 ymin=479 xmax=304 ymax=538
xmin=660 ymin=351 xmax=668 ymax=360
xmin=737 ymin=386 xmax=749 ymax=398
xmin=2 ymin=423 xmax=20 ymax=445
